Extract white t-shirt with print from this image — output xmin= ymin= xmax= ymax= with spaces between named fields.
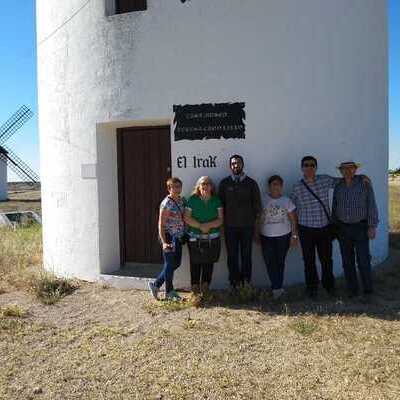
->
xmin=260 ymin=195 xmax=296 ymax=237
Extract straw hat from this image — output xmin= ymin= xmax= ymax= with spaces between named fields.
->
xmin=337 ymin=161 xmax=361 ymax=169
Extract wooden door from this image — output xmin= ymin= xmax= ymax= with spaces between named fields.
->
xmin=117 ymin=126 xmax=171 ymax=264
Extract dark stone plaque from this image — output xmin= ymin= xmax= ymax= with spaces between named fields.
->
xmin=173 ymin=102 xmax=246 ymax=141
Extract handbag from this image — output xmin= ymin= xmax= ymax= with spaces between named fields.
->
xmin=188 ymin=236 xmax=221 ymax=264
xmin=301 ymin=179 xmax=339 ymax=240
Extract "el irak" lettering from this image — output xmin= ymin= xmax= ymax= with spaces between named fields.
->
xmin=177 ymin=155 xmax=217 ymax=169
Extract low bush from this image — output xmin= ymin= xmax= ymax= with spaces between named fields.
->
xmin=29 ymin=272 xmax=77 ymax=305
xmin=1 ymin=305 xmax=27 ymax=318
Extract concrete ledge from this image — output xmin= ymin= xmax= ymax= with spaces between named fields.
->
xmin=99 ymin=273 xmax=153 ymax=290
xmin=98 ymin=246 xmax=400 ymax=291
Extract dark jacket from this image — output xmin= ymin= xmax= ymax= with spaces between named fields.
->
xmin=218 ymin=175 xmax=262 ymax=228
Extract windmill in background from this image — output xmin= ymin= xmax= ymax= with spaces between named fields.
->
xmin=0 ymin=105 xmax=39 ymax=200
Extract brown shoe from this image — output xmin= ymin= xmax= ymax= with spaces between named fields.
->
xmin=189 ymin=285 xmax=202 ymax=307
xmin=191 ymin=284 xmax=201 ymax=294
xmin=201 ymin=282 xmax=209 ymax=295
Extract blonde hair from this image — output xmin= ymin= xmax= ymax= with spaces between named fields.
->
xmin=191 ymin=176 xmax=216 ymax=197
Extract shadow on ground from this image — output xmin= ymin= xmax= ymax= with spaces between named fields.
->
xmin=196 ymin=239 xmax=400 ymax=321
xmin=390 ymin=232 xmax=400 ymax=250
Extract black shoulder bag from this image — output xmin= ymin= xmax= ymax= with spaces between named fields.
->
xmin=188 ymin=235 xmax=221 ymax=264
xmin=301 ymin=179 xmax=339 ymax=241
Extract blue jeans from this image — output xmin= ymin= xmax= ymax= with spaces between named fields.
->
xmin=337 ymin=222 xmax=373 ymax=295
xmin=224 ymin=226 xmax=254 ymax=285
xmin=260 ymin=234 xmax=291 ymax=290
xmin=154 ymin=238 xmax=182 ymax=293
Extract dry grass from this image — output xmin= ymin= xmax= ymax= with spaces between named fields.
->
xmin=0 ymin=225 xmax=77 ymax=304
xmin=389 ymin=178 xmax=400 ymax=250
xmin=0 ymin=305 xmax=27 ymax=318
xmin=389 ymin=178 xmax=400 ymax=230
xmin=0 ymin=183 xmax=399 ymax=399
xmin=0 ymin=291 xmax=399 ymax=400
xmin=0 ymin=224 xmax=42 ymax=291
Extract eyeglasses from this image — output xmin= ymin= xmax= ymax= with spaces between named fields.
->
xmin=303 ymin=163 xmax=316 ymax=168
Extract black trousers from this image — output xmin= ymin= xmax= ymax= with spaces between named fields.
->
xmin=298 ymin=225 xmax=335 ymax=292
xmin=260 ymin=234 xmax=291 ymax=290
xmin=337 ymin=222 xmax=373 ymax=295
xmin=190 ymin=263 xmax=214 ymax=286
xmin=224 ymin=226 xmax=254 ymax=285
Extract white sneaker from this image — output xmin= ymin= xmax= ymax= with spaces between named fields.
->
xmin=148 ymin=281 xmax=159 ymax=300
xmin=272 ymin=288 xmax=284 ymax=300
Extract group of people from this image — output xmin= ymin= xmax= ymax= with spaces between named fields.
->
xmin=148 ymin=154 xmax=379 ymax=302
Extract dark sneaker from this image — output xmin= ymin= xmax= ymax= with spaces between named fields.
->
xmin=306 ymin=288 xmax=318 ymax=300
xmin=165 ymin=290 xmax=182 ymax=301
xmin=326 ymin=288 xmax=336 ymax=298
xmin=148 ymin=281 xmax=159 ymax=300
xmin=348 ymin=291 xmax=359 ymax=299
xmin=272 ymin=288 xmax=285 ymax=300
xmin=360 ymin=293 xmax=373 ymax=304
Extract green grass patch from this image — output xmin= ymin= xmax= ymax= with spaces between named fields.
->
xmin=144 ymin=297 xmax=194 ymax=315
xmin=87 ymin=325 xmax=133 ymax=339
xmin=29 ymin=272 xmax=77 ymax=305
xmin=290 ymin=318 xmax=319 ymax=336
xmin=1 ymin=305 xmax=27 ymax=318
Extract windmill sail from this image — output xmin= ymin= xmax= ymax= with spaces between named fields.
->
xmin=0 ymin=145 xmax=39 ymax=184
xmin=0 ymin=105 xmax=33 ymax=145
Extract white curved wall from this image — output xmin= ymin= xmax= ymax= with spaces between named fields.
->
xmin=37 ymin=0 xmax=388 ymax=288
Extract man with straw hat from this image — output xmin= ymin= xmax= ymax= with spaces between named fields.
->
xmin=291 ymin=156 xmax=371 ymax=299
xmin=332 ymin=161 xmax=379 ymax=300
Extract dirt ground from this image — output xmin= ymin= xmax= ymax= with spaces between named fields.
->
xmin=1 ymin=270 xmax=400 ymax=400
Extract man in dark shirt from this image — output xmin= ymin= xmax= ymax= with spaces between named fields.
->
xmin=218 ymin=155 xmax=262 ymax=289
xmin=332 ymin=161 xmax=379 ymax=299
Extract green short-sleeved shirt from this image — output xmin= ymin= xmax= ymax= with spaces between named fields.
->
xmin=186 ymin=194 xmax=223 ymax=235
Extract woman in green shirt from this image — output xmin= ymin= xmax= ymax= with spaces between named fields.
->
xmin=184 ymin=176 xmax=224 ymax=296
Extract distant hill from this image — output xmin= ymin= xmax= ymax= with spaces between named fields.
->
xmin=8 ymin=182 xmax=41 ymax=192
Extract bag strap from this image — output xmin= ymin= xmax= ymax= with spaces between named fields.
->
xmin=197 ymin=234 xmax=212 ymax=249
xmin=168 ymin=196 xmax=184 ymax=218
xmin=301 ymin=179 xmax=332 ymax=222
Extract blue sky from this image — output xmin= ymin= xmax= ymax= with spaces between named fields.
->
xmin=0 ymin=1 xmax=37 ymax=181
xmin=0 ymin=1 xmax=399 ymax=180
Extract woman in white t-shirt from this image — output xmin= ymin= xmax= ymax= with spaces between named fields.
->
xmin=258 ymin=175 xmax=298 ymax=299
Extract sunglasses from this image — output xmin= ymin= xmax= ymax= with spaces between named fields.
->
xmin=303 ymin=163 xmax=316 ymax=168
